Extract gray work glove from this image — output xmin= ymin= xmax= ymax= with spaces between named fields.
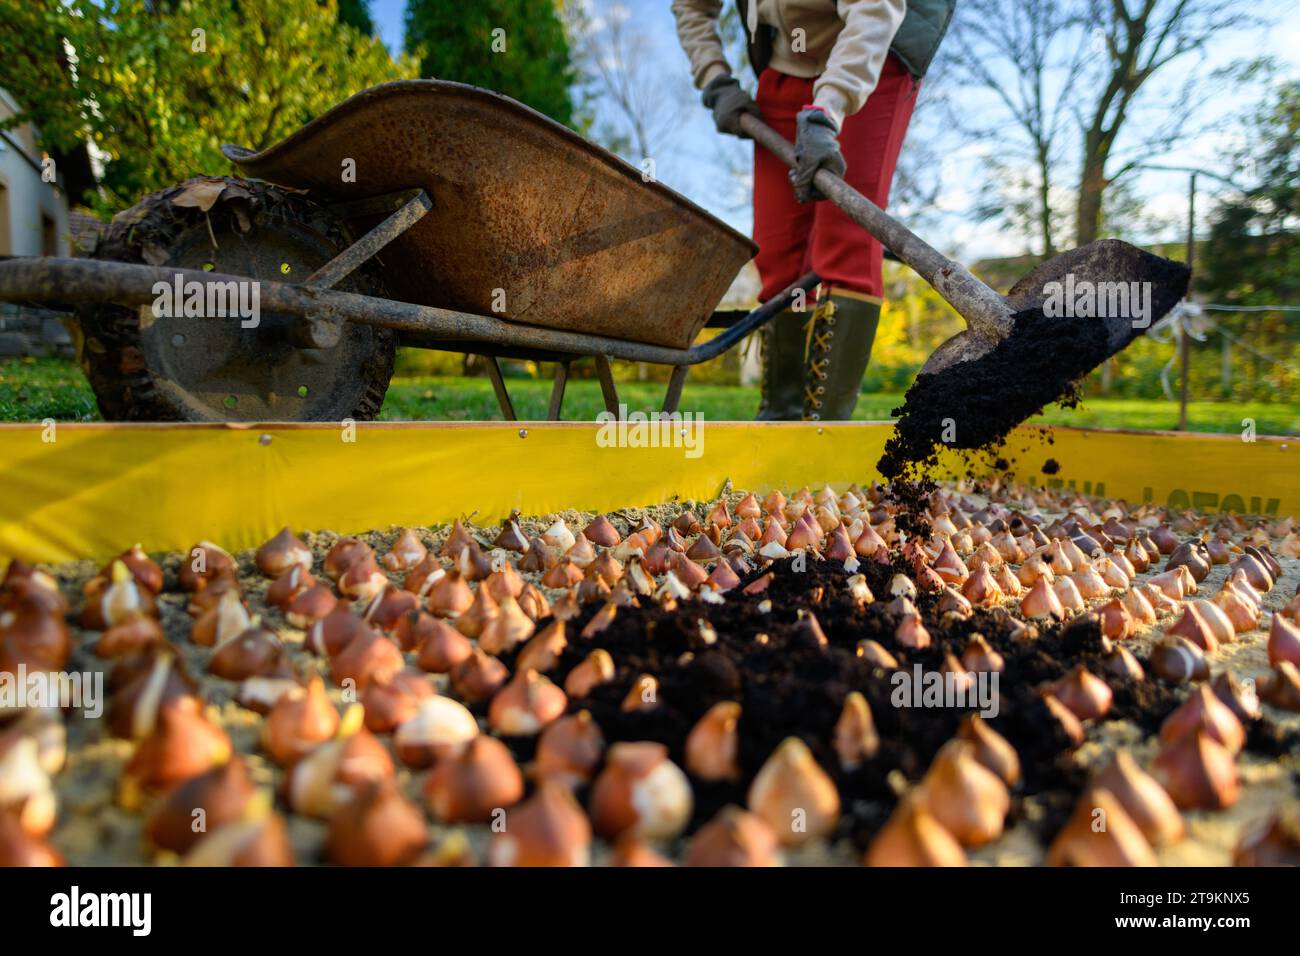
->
xmin=702 ymin=74 xmax=760 ymax=138
xmin=790 ymin=107 xmax=845 ymax=203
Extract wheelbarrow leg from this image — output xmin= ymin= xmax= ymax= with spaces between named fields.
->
xmin=662 ymin=366 xmax=689 ymax=415
xmin=483 ymin=356 xmax=517 ymax=421
xmin=547 ymin=360 xmax=570 ymax=421
xmin=594 ymin=354 xmax=620 ymax=415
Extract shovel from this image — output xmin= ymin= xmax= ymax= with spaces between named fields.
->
xmin=737 ymin=113 xmax=1190 ymax=377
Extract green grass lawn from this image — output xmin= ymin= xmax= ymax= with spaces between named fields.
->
xmin=0 ymin=357 xmax=100 ymax=421
xmin=4 ymin=358 xmax=1298 ymax=436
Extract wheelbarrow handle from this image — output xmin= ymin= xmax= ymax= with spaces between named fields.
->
xmin=737 ymin=112 xmax=1013 ymax=340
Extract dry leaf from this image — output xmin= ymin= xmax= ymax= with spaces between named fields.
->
xmin=171 ymin=179 xmax=229 ymax=212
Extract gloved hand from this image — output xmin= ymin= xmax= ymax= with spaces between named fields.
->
xmin=702 ymin=75 xmax=760 ymax=138
xmin=790 ymin=107 xmax=845 ymax=203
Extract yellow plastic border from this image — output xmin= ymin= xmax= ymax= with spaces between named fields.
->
xmin=0 ymin=421 xmax=1293 ymax=566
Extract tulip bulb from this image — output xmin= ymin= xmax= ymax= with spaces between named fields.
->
xmin=1149 ymin=636 xmax=1209 ymax=684
xmin=82 ymin=560 xmax=156 ymax=630
xmin=1234 ymin=806 xmax=1300 ymax=866
xmin=833 ymin=692 xmax=879 ymax=770
xmin=181 ymin=790 xmax=295 ymax=867
xmin=685 ymin=701 xmax=742 ymax=781
xmin=1120 ymin=587 xmax=1157 ymax=625
xmin=1259 ymin=660 xmax=1300 ymax=711
xmin=326 ymin=780 xmax=428 ymax=867
xmin=1053 ymin=575 xmax=1086 ymax=612
xmin=1152 ymin=730 xmax=1239 ymax=810
xmin=1092 ymin=751 xmax=1183 ymax=846
xmin=488 ymin=782 xmax=592 ymax=867
xmin=0 ymin=735 xmax=56 ymax=836
xmin=960 ymin=566 xmax=1002 ymax=607
xmin=920 ymin=740 xmax=1009 ymax=846
xmin=1046 ymin=665 xmax=1113 ymax=721
xmin=285 ymin=706 xmax=394 ymax=818
xmin=1160 ymin=684 xmax=1245 ymax=754
xmin=285 ymin=584 xmax=337 ymax=630
xmin=255 ymin=527 xmax=312 ymax=578
xmin=535 ymin=710 xmax=605 ymax=789
xmin=424 ymin=734 xmax=524 ymax=823
xmin=957 ymin=715 xmax=1019 ymax=786
xmin=372 ymin=530 xmax=426 ymax=576
xmin=747 ymin=737 xmax=840 ymax=847
xmin=146 ymin=755 xmax=255 ymax=854
xmin=179 ymin=541 xmax=237 ymax=592
xmin=0 ymin=809 xmax=62 ymax=866
xmin=589 ymin=741 xmax=693 ymax=840
xmin=864 ymin=793 xmax=967 ymax=867
xmin=1267 ymin=613 xmax=1300 ymax=668
xmin=262 ymin=676 xmax=339 ymax=765
xmin=1167 ymin=604 xmax=1218 ymax=654
xmin=361 ymin=669 xmax=436 ymax=734
xmin=393 ymin=695 xmax=479 ymax=768
xmin=1046 ymin=788 xmax=1156 ymax=866
xmin=488 ymin=669 xmax=567 ymax=736
xmin=330 ymin=628 xmax=404 ymax=692
xmin=122 ymin=702 xmax=232 ymax=803
xmin=686 ymin=806 xmax=782 ymax=867
xmin=1210 ymin=670 xmax=1261 ymax=723
xmin=1020 ymin=575 xmax=1064 ymax=620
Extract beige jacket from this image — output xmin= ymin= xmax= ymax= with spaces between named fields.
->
xmin=671 ymin=0 xmax=907 ymax=129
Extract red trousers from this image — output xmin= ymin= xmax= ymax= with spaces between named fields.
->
xmin=753 ymin=55 xmax=919 ymax=301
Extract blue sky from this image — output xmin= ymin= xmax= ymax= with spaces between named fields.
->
xmin=369 ymin=0 xmax=1300 ymax=260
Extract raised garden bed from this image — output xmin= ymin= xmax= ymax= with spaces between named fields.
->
xmin=3 ymin=481 xmax=1299 ymax=866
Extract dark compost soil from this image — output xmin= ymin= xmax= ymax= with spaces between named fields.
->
xmin=497 ymin=553 xmax=1290 ymax=850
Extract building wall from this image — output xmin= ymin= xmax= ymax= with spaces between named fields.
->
xmin=0 ymin=88 xmax=75 ymax=357
xmin=0 ymin=88 xmax=70 ymax=258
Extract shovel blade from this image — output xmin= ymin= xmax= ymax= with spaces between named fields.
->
xmin=919 ymin=239 xmax=1190 ymax=377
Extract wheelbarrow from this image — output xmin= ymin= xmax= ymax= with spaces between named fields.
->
xmin=0 ymin=79 xmax=1189 ymax=426
xmin=0 ymin=80 xmax=816 ymax=422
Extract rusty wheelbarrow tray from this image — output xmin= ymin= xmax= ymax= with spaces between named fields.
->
xmin=223 ymin=80 xmax=756 ymax=352
xmin=0 ymin=81 xmax=811 ymax=422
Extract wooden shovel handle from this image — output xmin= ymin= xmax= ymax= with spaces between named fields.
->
xmin=738 ymin=112 xmax=1013 ymax=339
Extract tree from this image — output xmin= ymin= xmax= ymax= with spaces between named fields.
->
xmin=567 ymin=0 xmax=689 ymax=165
xmin=0 ymin=0 xmax=416 ymax=214
xmin=1072 ymin=0 xmax=1255 ymax=246
xmin=1200 ymin=81 xmax=1299 ymax=305
xmin=941 ymin=0 xmax=1264 ymax=252
xmin=943 ymin=0 xmax=1086 ymax=257
xmin=1197 ymin=81 xmax=1299 ymax=398
xmin=336 ymin=0 xmax=375 ymax=35
xmin=404 ymin=0 xmax=576 ymax=127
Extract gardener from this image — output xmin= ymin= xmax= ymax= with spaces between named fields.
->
xmin=672 ymin=0 xmax=954 ymax=420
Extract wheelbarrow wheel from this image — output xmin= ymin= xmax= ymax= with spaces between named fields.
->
xmin=77 ymin=176 xmax=395 ymax=422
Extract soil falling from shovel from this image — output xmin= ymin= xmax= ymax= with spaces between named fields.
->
xmin=877 ymin=253 xmax=1190 ymax=494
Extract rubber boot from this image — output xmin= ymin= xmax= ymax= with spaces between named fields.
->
xmin=801 ymin=291 xmax=881 ymax=421
xmin=756 ymin=307 xmax=807 ymax=420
